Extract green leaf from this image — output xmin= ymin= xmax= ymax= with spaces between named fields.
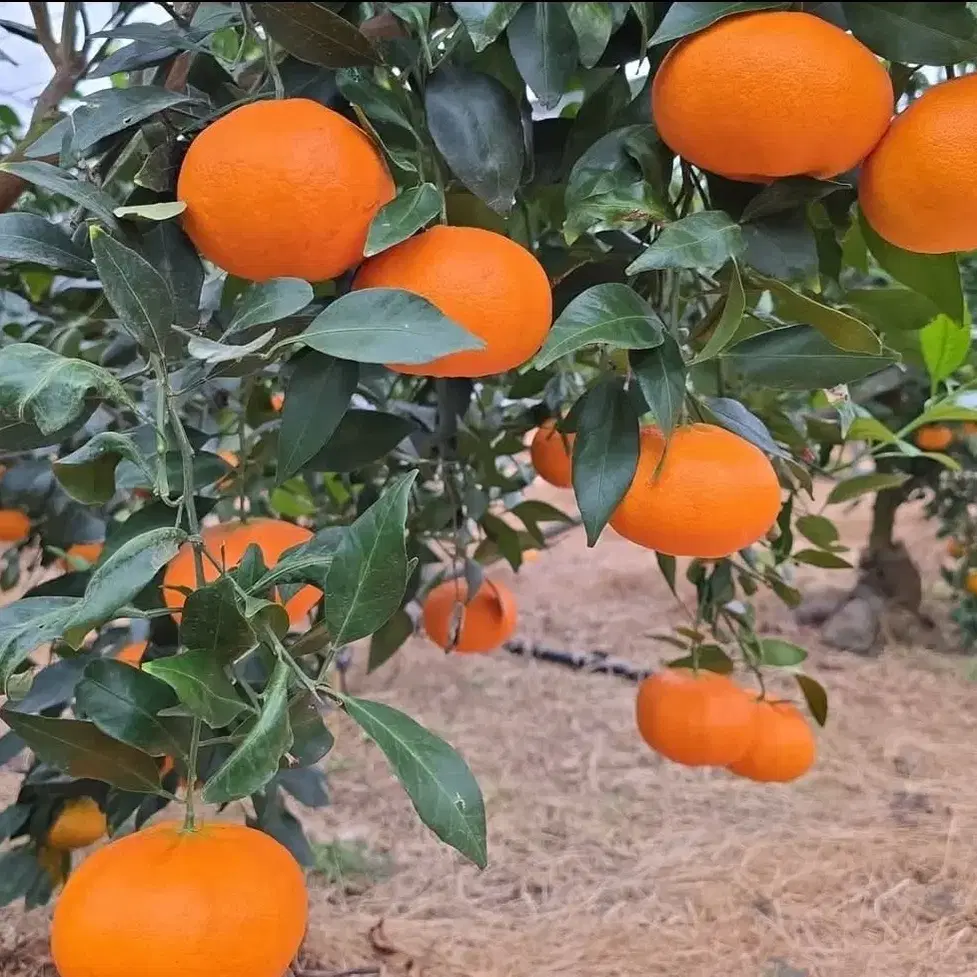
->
xmin=296 ymin=288 xmax=483 ymax=365
xmin=54 ymin=432 xmax=154 ymax=505
xmin=843 ymin=1 xmax=977 ymax=65
xmin=845 ymin=286 xmax=940 ymax=334
xmin=64 ymin=527 xmax=188 ymax=647
xmin=451 ymin=1 xmax=523 ymax=50
xmin=740 ymin=177 xmax=850 ymax=223
xmin=0 ymin=847 xmax=45 ymax=908
xmin=202 ymin=659 xmax=292 ymax=804
xmin=667 ymin=644 xmax=734 ymax=675
xmin=0 ymin=711 xmax=161 ymax=793
xmin=365 ymin=184 xmax=442 ymax=257
xmin=859 ymin=209 xmax=963 ymax=322
xmin=277 ymin=351 xmax=359 ymax=481
xmin=796 ymin=673 xmax=828 ymax=727
xmin=656 ymin=552 xmax=678 ymax=594
xmin=186 ymin=329 xmax=275 ymax=365
xmin=288 ymin=694 xmax=334 ymax=766
xmin=627 ymin=211 xmax=744 ymax=276
xmin=325 ymin=471 xmax=417 ymax=645
xmin=721 ymin=325 xmax=894 ymax=390
xmin=308 ymin=409 xmax=416 ymax=472
xmin=114 ymin=201 xmax=187 ymax=222
xmin=75 ymin=660 xmax=187 ymax=758
xmin=227 ymin=278 xmax=314 ymax=333
xmin=143 ymin=651 xmax=247 ymax=729
xmin=507 ymin=1 xmax=577 ymax=110
xmin=759 ymin=638 xmax=808 ymax=667
xmin=564 ymin=125 xmax=668 ymax=243
xmin=754 ymin=274 xmax=881 ymax=354
xmin=424 ymin=65 xmax=524 ymax=215
xmin=0 ymin=597 xmax=78 ymax=685
xmin=572 ymin=377 xmax=640 ymax=546
xmin=341 ymin=695 xmax=486 ymax=867
xmin=0 ymin=161 xmax=120 ymax=227
xmin=630 ymin=336 xmax=687 ymax=435
xmin=368 ymin=608 xmax=415 ymax=672
xmin=792 ymin=549 xmax=852 ymax=570
xmin=534 ymin=283 xmax=664 ymax=368
xmin=566 ymin=1 xmax=614 ymax=66
xmin=920 ymin=314 xmax=970 ymax=386
xmin=693 ymin=260 xmax=746 ymax=363
xmin=0 ymin=214 xmax=93 ymax=273
xmin=250 ymin=2 xmax=380 ymax=67
xmin=702 ymin=396 xmax=787 ymax=458
xmin=143 ymin=222 xmax=203 ymax=329
xmin=91 ymin=226 xmax=174 ymax=352
xmin=826 ymin=472 xmax=909 ymax=504
xmin=742 ymin=211 xmax=817 ymax=282
xmin=0 ymin=344 xmax=134 ymax=436
xmin=795 ymin=514 xmax=839 ymax=549
xmin=650 ymin=0 xmax=789 ymax=44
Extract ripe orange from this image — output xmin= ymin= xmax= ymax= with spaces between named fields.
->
xmin=422 ymin=577 xmax=517 ymax=653
xmin=0 ymin=509 xmax=29 ymax=543
xmin=271 ymin=392 xmax=284 ymax=412
xmin=178 ymin=98 xmax=395 ymax=282
xmin=652 ymin=10 xmax=892 ymax=182
xmin=116 ymin=640 xmax=148 ymax=667
xmin=860 ymin=73 xmax=977 ymax=253
xmin=915 ymin=424 xmax=953 ymax=452
xmin=47 ymin=797 xmax=106 ymax=851
xmin=966 ymin=569 xmax=977 ymax=597
xmin=60 ymin=541 xmax=103 ymax=569
xmin=727 ymin=700 xmax=815 ymax=782
xmin=51 ymin=820 xmax=308 ymax=977
xmin=948 ymin=538 xmax=966 ymax=560
xmin=352 ymin=225 xmax=552 ymax=377
xmin=530 ymin=420 xmax=574 ymax=488
xmin=163 ymin=518 xmax=320 ymax=628
xmin=635 ymin=668 xmax=758 ymax=766
xmin=609 ymin=424 xmax=781 ymax=558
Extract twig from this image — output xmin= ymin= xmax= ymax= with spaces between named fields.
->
xmin=294 ymin=969 xmax=381 ymax=977
xmin=502 ymin=639 xmax=651 ymax=683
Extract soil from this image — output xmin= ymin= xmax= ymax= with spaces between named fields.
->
xmin=3 ymin=485 xmax=976 ymax=977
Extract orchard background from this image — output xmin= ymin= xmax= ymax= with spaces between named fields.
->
xmin=0 ymin=1 xmax=976 ymax=975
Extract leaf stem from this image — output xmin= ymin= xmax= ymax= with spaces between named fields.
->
xmin=183 ymin=715 xmax=202 ymax=831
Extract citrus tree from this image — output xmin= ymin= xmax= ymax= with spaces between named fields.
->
xmin=1 ymin=1 xmax=977 ymax=971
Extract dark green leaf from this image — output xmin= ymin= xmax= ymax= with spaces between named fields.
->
xmin=0 ymin=848 xmax=43 ymax=907
xmin=702 ymin=397 xmax=787 ymax=457
xmin=0 ymin=343 xmax=134 ymax=436
xmin=859 ymin=209 xmax=963 ymax=322
xmin=342 ymin=694 xmax=486 ymax=867
xmin=365 ymin=184 xmax=442 ymax=256
xmin=325 ymin=471 xmax=417 ymax=645
xmin=845 ymin=286 xmax=939 ymax=334
xmin=795 ymin=514 xmax=839 ymax=549
xmin=668 ymin=644 xmax=734 ymax=674
xmin=759 ymin=638 xmax=808 ymax=667
xmin=534 ymin=283 xmax=664 ymax=368
xmin=656 ymin=552 xmax=677 ymax=594
xmin=742 ymin=211 xmax=818 ymax=281
xmin=793 ymin=549 xmax=852 ymax=569
xmin=0 ymin=597 xmax=78 ymax=685
xmin=202 ymin=659 xmax=292 ymax=804
xmin=566 ymin=1 xmax=614 ymax=66
xmin=144 ymin=651 xmax=247 ymax=729
xmin=143 ymin=222 xmax=203 ymax=330
xmin=0 ymin=214 xmax=93 ymax=273
xmin=843 ymin=1 xmax=977 ymax=65
xmin=54 ymin=432 xmax=154 ymax=505
xmin=650 ymin=0 xmax=789 ymax=44
xmin=741 ymin=176 xmax=849 ymax=223
xmin=277 ymin=352 xmax=358 ymax=481
xmin=479 ymin=512 xmax=524 ymax=570
xmin=507 ymin=2 xmax=577 ymax=109
xmin=0 ymin=161 xmax=120 ymax=226
xmin=630 ymin=337 xmax=687 ymax=435
xmin=920 ymin=314 xmax=970 ymax=386
xmin=250 ymin=789 xmax=316 ymax=865
xmin=693 ymin=260 xmax=745 ymax=362
xmin=310 ymin=409 xmax=416 ymax=472
xmin=627 ymin=211 xmax=744 ymax=276
xmin=0 ymin=711 xmax=161 ymax=793
xmin=796 ymin=673 xmax=828 ymax=726
xmin=424 ymin=66 xmax=524 ymax=215
xmin=228 ymin=278 xmax=314 ymax=333
xmin=451 ymin=1 xmax=523 ymax=50
xmin=75 ymin=660 xmax=187 ymax=758
xmin=252 ymin=528 xmax=345 ymax=591
xmin=368 ymin=608 xmax=415 ymax=672
xmin=296 ymin=288 xmax=483 ymax=364
xmin=275 ymin=766 xmax=329 ymax=807
xmin=826 ymin=472 xmax=909 ymax=504
xmin=721 ymin=325 xmax=894 ymax=390
xmin=0 ymin=805 xmax=29 ymax=842
xmin=572 ymin=377 xmax=640 ymax=546
xmin=91 ymin=227 xmax=174 ymax=352
xmin=251 ymin=2 xmax=380 ymax=67
xmin=289 ymin=694 xmax=335 ymax=766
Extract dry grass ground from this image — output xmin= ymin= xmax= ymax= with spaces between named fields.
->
xmin=3 ymin=486 xmax=977 ymax=977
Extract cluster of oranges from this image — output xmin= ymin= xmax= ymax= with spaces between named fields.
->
xmin=653 ymin=9 xmax=977 ymax=256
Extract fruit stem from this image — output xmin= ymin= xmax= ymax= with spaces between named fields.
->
xmin=183 ymin=715 xmax=202 ymax=832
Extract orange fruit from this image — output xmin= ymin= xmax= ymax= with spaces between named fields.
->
xmin=860 ymin=73 xmax=977 ymax=253
xmin=51 ymin=820 xmax=307 ymax=977
xmin=163 ymin=518 xmax=320 ymax=628
xmin=271 ymin=392 xmax=284 ymax=412
xmin=948 ymin=538 xmax=966 ymax=559
xmin=47 ymin=797 xmax=106 ymax=851
xmin=178 ymin=98 xmax=395 ymax=282
xmin=422 ymin=577 xmax=517 ymax=653
xmin=727 ymin=699 xmax=815 ymax=782
xmin=609 ymin=424 xmax=781 ymax=558
xmin=652 ymin=10 xmax=892 ymax=182
xmin=60 ymin=541 xmax=103 ymax=569
xmin=530 ymin=420 xmax=574 ymax=488
xmin=116 ymin=640 xmax=148 ymax=667
xmin=352 ymin=225 xmax=552 ymax=377
xmin=915 ymin=424 xmax=953 ymax=452
xmin=635 ymin=668 xmax=758 ymax=766
xmin=0 ymin=509 xmax=30 ymax=542
xmin=966 ymin=569 xmax=977 ymax=597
